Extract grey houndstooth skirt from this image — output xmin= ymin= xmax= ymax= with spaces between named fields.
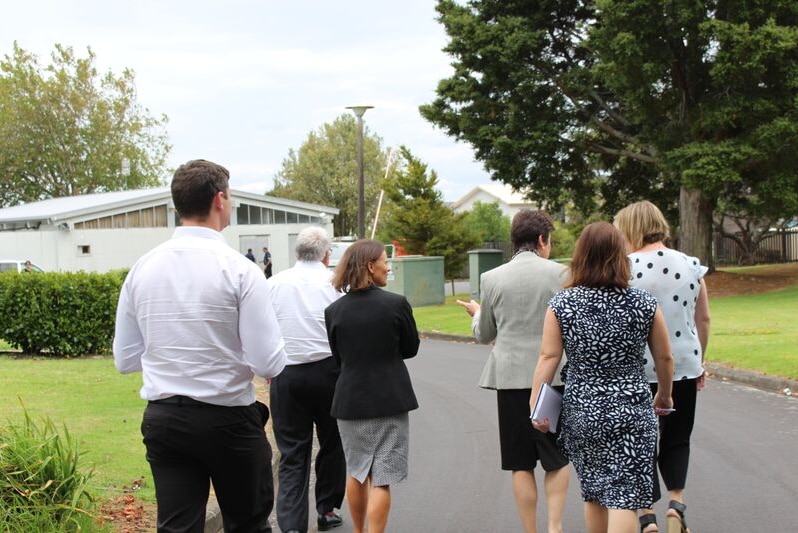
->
xmin=337 ymin=413 xmax=409 ymax=486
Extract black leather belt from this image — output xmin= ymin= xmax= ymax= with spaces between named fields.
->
xmin=150 ymin=395 xmax=210 ymax=407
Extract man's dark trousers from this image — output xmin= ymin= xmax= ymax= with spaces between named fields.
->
xmin=270 ymin=357 xmax=346 ymax=532
xmin=142 ymin=399 xmax=274 ymax=532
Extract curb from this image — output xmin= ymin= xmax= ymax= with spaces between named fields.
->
xmin=704 ymin=362 xmax=798 ymax=395
xmin=205 ymin=332 xmax=796 ymax=532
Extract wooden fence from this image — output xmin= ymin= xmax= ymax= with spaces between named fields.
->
xmin=714 ymin=229 xmax=798 ymax=265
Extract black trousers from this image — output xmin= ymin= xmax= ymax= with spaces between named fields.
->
xmin=270 ymin=357 xmax=346 ymax=532
xmin=141 ymin=398 xmax=274 ymax=533
xmin=650 ymin=378 xmax=698 ymax=502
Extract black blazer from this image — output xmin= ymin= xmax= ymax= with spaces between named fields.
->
xmin=324 ymin=286 xmax=420 ymax=419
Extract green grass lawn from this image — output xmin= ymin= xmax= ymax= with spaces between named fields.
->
xmin=708 ymin=284 xmax=798 ymax=379
xmin=412 ymin=293 xmax=475 ymax=337
xmin=414 ymin=280 xmax=798 ymax=381
xmin=0 ymin=357 xmax=155 ymax=502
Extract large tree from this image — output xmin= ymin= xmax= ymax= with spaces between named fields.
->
xmin=378 ymin=146 xmax=480 ymax=280
xmin=270 ymin=113 xmax=389 ymax=237
xmin=0 ymin=43 xmax=170 ymax=206
xmin=420 ymin=0 xmax=798 ymax=267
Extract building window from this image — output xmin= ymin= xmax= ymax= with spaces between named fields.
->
xmin=140 ymin=207 xmax=154 ymax=227
xmin=74 ymin=204 xmax=170 ymax=230
xmin=77 ymin=245 xmax=91 ymax=255
xmin=249 ymin=205 xmax=262 ymax=224
xmin=274 ymin=210 xmax=286 ymax=224
xmin=154 ymin=205 xmax=167 ymax=226
xmin=287 ymin=212 xmax=298 ymax=224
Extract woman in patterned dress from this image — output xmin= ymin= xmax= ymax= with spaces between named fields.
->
xmin=615 ymin=201 xmax=711 ymax=533
xmin=324 ymin=239 xmax=420 ymax=533
xmin=530 ymin=222 xmax=675 ymax=533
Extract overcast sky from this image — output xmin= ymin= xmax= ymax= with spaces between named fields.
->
xmin=1 ymin=0 xmax=493 ymax=202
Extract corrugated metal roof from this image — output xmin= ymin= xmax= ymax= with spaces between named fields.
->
xmin=0 ymin=188 xmax=171 ymax=223
xmin=0 ymin=188 xmax=339 ymax=225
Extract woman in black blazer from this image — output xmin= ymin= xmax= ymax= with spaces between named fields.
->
xmin=324 ymin=239 xmax=420 ymax=533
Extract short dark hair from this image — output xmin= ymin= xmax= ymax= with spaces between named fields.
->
xmin=331 ymin=239 xmax=385 ymax=293
xmin=171 ymin=159 xmax=230 ymax=220
xmin=511 ymin=209 xmax=554 ymax=251
xmin=567 ymin=222 xmax=630 ymax=289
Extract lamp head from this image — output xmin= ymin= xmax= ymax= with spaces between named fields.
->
xmin=346 ymin=105 xmax=374 ymax=118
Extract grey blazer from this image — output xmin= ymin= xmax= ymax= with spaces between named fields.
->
xmin=471 ymin=251 xmax=567 ymax=389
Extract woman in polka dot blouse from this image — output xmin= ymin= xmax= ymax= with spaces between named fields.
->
xmin=614 ymin=201 xmax=711 ymax=533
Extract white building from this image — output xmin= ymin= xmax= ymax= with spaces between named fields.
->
xmin=451 ymin=183 xmax=538 ymax=219
xmin=0 ymin=188 xmax=338 ymax=273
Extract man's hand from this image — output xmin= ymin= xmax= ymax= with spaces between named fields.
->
xmin=456 ymin=299 xmax=480 ymax=317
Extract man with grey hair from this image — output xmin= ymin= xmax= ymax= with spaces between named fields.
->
xmin=268 ymin=226 xmax=346 ymax=533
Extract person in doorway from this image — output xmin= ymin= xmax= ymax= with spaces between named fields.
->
xmin=324 ymin=239 xmax=420 ymax=533
xmin=245 ymin=248 xmax=256 ymax=262
xmin=263 ymin=246 xmax=273 ymax=278
xmin=456 ymin=209 xmax=570 ymax=533
xmin=531 ymin=222 xmax=674 ymax=533
xmin=614 ymin=200 xmax=711 ymax=533
xmin=269 ymin=226 xmax=346 ymax=533
xmin=113 ymin=159 xmax=287 ymax=532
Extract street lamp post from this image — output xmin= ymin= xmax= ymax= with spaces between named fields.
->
xmin=346 ymin=105 xmax=373 ymax=239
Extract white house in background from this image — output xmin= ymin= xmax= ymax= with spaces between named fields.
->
xmin=451 ymin=183 xmax=538 ymax=219
xmin=0 ymin=188 xmax=338 ymax=273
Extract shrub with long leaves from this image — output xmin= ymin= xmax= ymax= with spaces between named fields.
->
xmin=0 ymin=407 xmax=97 ymax=529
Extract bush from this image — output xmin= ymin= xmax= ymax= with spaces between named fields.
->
xmin=0 ymin=271 xmax=125 ymax=357
xmin=0 ymin=408 xmax=100 ymax=530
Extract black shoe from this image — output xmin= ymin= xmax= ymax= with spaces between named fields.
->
xmin=317 ymin=511 xmax=343 ymax=531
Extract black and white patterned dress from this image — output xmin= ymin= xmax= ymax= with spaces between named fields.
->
xmin=550 ymin=286 xmax=659 ymax=509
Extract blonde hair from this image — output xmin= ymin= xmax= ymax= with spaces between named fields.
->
xmin=613 ymin=200 xmax=670 ymax=251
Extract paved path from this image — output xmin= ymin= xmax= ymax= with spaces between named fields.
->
xmin=209 ymin=337 xmax=798 ymax=532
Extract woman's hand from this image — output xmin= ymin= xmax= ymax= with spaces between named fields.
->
xmin=455 ymin=299 xmax=480 ymax=317
xmin=530 ymin=417 xmax=550 ymax=433
xmin=653 ymin=390 xmax=674 ymax=416
xmin=697 ymin=370 xmax=706 ymax=391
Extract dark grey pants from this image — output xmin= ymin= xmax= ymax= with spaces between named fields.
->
xmin=142 ymin=398 xmax=274 ymax=533
xmin=270 ymin=357 xmax=346 ymax=532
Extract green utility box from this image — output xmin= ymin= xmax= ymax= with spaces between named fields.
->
xmin=385 ymin=255 xmax=445 ymax=307
xmin=468 ymin=249 xmax=504 ymax=300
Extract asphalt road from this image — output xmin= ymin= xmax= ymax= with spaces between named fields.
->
xmin=273 ymin=338 xmax=798 ymax=532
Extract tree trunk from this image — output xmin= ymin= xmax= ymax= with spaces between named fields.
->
xmin=678 ymin=187 xmax=715 ymax=272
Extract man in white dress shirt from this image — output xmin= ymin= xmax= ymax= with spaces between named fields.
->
xmin=113 ymin=159 xmax=287 ymax=532
xmin=268 ymin=227 xmax=346 ymax=533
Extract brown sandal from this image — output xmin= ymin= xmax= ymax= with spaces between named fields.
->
xmin=666 ymin=500 xmax=689 ymax=533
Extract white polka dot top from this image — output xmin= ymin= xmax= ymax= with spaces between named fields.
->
xmin=628 ymin=249 xmax=708 ymax=382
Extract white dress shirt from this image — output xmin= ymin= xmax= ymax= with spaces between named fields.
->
xmin=113 ymin=226 xmax=287 ymax=406
xmin=268 ymin=260 xmax=341 ymax=365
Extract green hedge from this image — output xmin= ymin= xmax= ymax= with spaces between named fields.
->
xmin=0 ymin=271 xmax=126 ymax=357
